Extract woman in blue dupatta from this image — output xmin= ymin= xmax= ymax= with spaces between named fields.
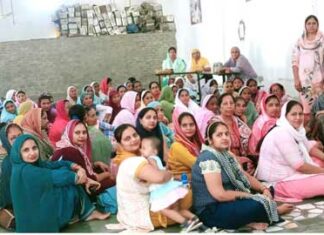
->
xmin=0 ymin=100 xmax=17 ymax=123
xmin=191 ymin=121 xmax=293 ymax=230
xmin=10 ymin=134 xmax=110 ymax=232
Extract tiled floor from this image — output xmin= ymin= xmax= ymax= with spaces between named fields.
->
xmin=2 ymin=198 xmax=324 ymax=233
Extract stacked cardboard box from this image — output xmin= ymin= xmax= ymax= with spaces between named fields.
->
xmin=55 ymin=2 xmax=174 ymax=37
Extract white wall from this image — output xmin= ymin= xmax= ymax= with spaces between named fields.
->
xmin=1 ymin=0 xmax=323 ymax=96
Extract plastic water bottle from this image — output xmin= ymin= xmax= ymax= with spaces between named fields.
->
xmin=181 ymin=173 xmax=188 ymax=187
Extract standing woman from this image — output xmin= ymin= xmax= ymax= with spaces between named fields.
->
xmin=21 ymin=108 xmax=53 ymax=160
xmin=136 ymin=107 xmax=168 ymax=165
xmin=292 ymin=15 xmax=324 ymax=124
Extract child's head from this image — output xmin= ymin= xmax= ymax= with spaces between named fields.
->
xmin=239 ymin=86 xmax=251 ymax=102
xmin=223 ymin=81 xmax=234 ymax=94
xmin=16 ymin=90 xmax=27 ymax=103
xmin=140 ymin=136 xmax=160 ymax=158
xmin=246 ymin=78 xmax=258 ymax=95
xmin=234 ymin=96 xmax=247 ymax=117
xmin=232 ymin=77 xmax=244 ymax=91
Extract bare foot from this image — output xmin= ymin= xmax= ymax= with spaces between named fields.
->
xmin=246 ymin=222 xmax=269 ymax=230
xmin=85 ymin=210 xmax=110 ymax=221
xmin=277 ymin=203 xmax=294 ymax=215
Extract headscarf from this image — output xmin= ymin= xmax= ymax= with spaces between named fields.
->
xmin=159 ymin=86 xmax=175 ymax=122
xmin=239 ymin=86 xmax=259 ymax=127
xmin=140 ymin=90 xmax=151 ymax=108
xmin=21 ymin=108 xmax=45 ymax=140
xmin=91 ymin=81 xmax=104 ymax=104
xmin=48 ymin=100 xmax=70 ymax=146
xmin=136 ymin=107 xmax=165 ymax=165
xmin=276 ymin=101 xmax=314 ymax=165
xmin=249 ymin=94 xmax=279 ymax=154
xmin=172 ymin=107 xmax=204 ymax=156
xmin=13 ymin=100 xmax=33 ymax=125
xmin=174 ymin=88 xmax=201 ymax=116
xmin=196 ymin=94 xmax=216 ymax=138
xmin=78 ymin=85 xmax=96 ymax=107
xmin=107 ymin=89 xmax=122 ymax=124
xmin=247 ymin=78 xmax=267 ymax=113
xmin=0 ymin=99 xmax=17 ymax=123
xmin=0 ymin=123 xmax=23 ymax=209
xmin=10 ymin=134 xmax=59 ymax=232
xmin=100 ymin=76 xmax=110 ymax=95
xmin=21 ymin=108 xmax=53 ymax=160
xmin=56 ymin=120 xmax=94 ymax=174
xmin=66 ymin=86 xmax=77 ymax=105
xmin=5 ymin=89 xmax=16 ymax=101
xmin=120 ymin=91 xmax=138 ymax=114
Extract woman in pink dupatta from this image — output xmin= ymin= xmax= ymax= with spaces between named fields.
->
xmin=196 ymin=94 xmax=218 ymax=138
xmin=48 ymin=99 xmax=70 ymax=147
xmin=257 ymin=100 xmax=324 ymax=202
xmin=211 ymin=93 xmax=254 ymax=174
xmin=247 ymin=78 xmax=267 ymax=113
xmin=99 ymin=76 xmax=112 ymax=103
xmin=249 ymin=94 xmax=281 ymax=155
xmin=112 ymin=91 xmax=141 ymax=128
xmin=52 ymin=120 xmax=115 ymax=194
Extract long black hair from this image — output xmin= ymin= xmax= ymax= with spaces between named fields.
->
xmin=136 ymin=107 xmax=165 ymax=165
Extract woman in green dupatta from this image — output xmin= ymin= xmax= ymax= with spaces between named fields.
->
xmin=20 ymin=108 xmax=53 ymax=160
xmin=239 ymin=86 xmax=259 ymax=128
xmin=161 ymin=47 xmax=187 ymax=87
xmin=159 ymin=86 xmax=175 ymax=123
xmin=10 ymin=134 xmax=110 ymax=232
xmin=85 ymin=106 xmax=113 ymax=164
xmin=192 ymin=121 xmax=293 ymax=230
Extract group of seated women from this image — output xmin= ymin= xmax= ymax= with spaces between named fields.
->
xmin=0 ymin=71 xmax=323 ymax=232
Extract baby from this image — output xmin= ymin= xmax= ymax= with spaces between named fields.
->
xmin=140 ymin=137 xmax=203 ymax=232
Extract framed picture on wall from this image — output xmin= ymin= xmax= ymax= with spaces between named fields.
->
xmin=190 ymin=0 xmax=202 ymax=25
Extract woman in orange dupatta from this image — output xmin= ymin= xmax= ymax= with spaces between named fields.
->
xmin=20 ymin=108 xmax=54 ymax=160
